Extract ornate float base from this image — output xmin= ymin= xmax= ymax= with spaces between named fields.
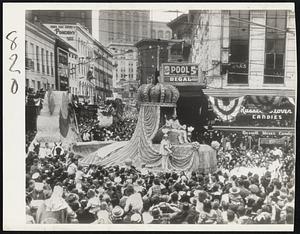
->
xmin=78 ymin=104 xmax=217 ymax=173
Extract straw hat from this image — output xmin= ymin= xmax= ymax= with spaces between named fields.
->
xmin=32 ymin=172 xmax=40 ymax=180
xmin=130 ymin=213 xmax=142 ymax=223
xmin=229 ymin=187 xmax=241 ymax=196
xmin=111 ymin=206 xmax=124 ymax=218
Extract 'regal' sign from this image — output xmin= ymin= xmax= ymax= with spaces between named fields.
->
xmin=161 ymin=63 xmax=202 ymax=85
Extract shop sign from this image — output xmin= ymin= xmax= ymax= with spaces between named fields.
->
xmin=239 ymin=106 xmax=294 ymax=120
xmin=260 ymin=137 xmax=287 ymax=145
xmin=242 ymin=130 xmax=294 ymax=137
xmin=161 ymin=63 xmax=202 ymax=85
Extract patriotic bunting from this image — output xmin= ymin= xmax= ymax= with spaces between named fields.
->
xmin=249 ymin=96 xmax=283 ymax=107
xmin=208 ymin=96 xmax=245 ymax=122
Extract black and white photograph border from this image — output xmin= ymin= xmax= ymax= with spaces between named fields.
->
xmin=3 ymin=2 xmax=297 ymax=232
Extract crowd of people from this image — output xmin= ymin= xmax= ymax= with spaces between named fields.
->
xmin=25 ymin=135 xmax=295 ymax=224
xmin=26 ymin=87 xmax=45 ymax=106
xmin=77 ymin=104 xmax=138 ymax=142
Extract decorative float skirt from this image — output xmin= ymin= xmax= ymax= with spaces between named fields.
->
xmin=167 ymin=144 xmax=217 ymax=173
xmin=79 ymin=104 xmax=217 ymax=173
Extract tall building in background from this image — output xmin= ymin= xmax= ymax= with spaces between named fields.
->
xmin=98 ymin=10 xmax=151 ymax=46
xmin=107 ymin=43 xmax=139 ymax=101
xmin=27 ymin=10 xmax=93 ymax=33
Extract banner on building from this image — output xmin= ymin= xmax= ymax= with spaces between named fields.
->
xmin=208 ymin=96 xmax=245 ymax=122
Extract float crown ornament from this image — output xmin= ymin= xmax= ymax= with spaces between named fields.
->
xmin=137 ymin=82 xmax=180 ymax=107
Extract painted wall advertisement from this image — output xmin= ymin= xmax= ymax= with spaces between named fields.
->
xmin=44 ymin=24 xmax=76 ymax=43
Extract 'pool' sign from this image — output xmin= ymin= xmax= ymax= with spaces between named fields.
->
xmin=161 ymin=63 xmax=202 ymax=85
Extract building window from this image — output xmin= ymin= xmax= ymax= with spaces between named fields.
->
xmin=52 ymin=84 xmax=54 ymax=89
xmin=227 ymin=10 xmax=250 ymax=84
xmin=26 ymin=79 xmax=29 ymax=88
xmin=36 ymin=46 xmax=40 ymax=72
xmin=41 ymin=48 xmax=45 ymax=73
xmin=81 ymin=12 xmax=85 ymax=19
xmin=158 ymin=30 xmax=164 ymax=39
xmin=46 ymin=50 xmax=49 ymax=75
xmin=264 ymin=10 xmax=287 ymax=84
xmin=50 ymin=52 xmax=54 ymax=76
xmin=37 ymin=81 xmax=41 ymax=90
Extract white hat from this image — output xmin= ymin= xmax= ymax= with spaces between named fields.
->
xmin=32 ymin=172 xmax=40 ymax=180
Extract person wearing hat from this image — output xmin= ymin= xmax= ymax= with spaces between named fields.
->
xmin=130 ymin=213 xmax=143 ymax=224
xmin=159 ymin=132 xmax=173 ymax=172
xmin=111 ymin=206 xmax=124 ymax=223
xmin=228 ymin=187 xmax=244 ymax=206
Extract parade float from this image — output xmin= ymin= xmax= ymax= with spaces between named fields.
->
xmin=79 ymin=82 xmax=217 ymax=173
xmin=28 ymin=90 xmax=80 ymax=152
